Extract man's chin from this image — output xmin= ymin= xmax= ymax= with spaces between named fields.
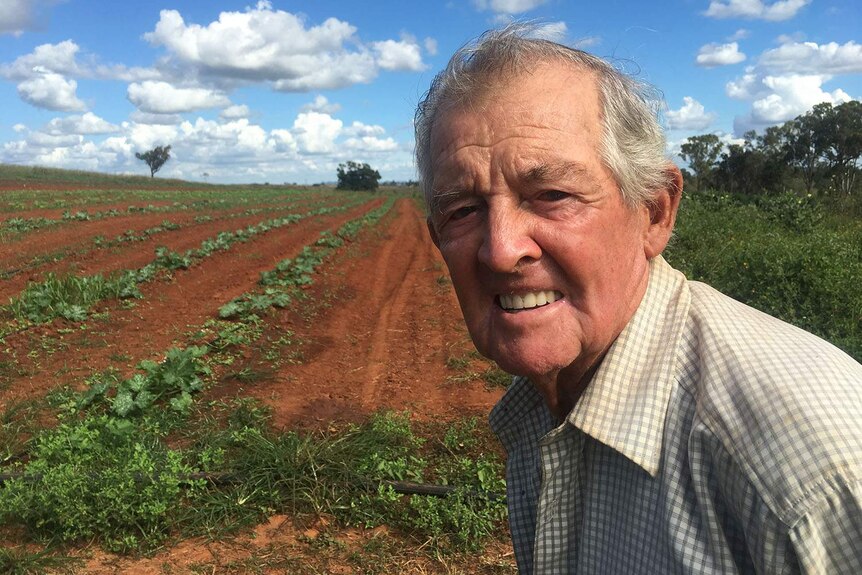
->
xmin=485 ymin=345 xmax=576 ymax=382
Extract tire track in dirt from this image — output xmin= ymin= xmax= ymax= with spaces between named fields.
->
xmin=255 ymin=198 xmax=503 ymax=429
xmin=358 ymin=199 xmax=421 ymax=407
xmin=0 ymin=199 xmax=382 ymax=407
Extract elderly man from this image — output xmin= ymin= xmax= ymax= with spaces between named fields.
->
xmin=416 ymin=26 xmax=862 ymax=574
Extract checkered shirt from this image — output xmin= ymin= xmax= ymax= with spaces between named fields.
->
xmin=490 ymin=256 xmax=862 ymax=574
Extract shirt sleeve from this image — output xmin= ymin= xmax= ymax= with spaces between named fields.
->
xmin=787 ymin=475 xmax=862 ymax=574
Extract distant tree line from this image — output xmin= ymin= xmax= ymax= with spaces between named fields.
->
xmin=679 ymin=101 xmax=862 ymax=200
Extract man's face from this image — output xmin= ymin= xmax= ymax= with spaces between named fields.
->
xmin=428 ymin=63 xmax=656 ymax=384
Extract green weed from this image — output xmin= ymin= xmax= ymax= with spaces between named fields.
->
xmin=0 ymin=547 xmax=80 ymax=575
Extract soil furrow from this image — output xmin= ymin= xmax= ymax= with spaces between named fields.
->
xmin=0 ymin=198 xmax=381 ymax=406
xmin=249 ymin=198 xmax=502 ymax=429
xmin=0 ymin=198 xmax=342 ymax=301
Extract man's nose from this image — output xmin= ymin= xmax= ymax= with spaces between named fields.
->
xmin=477 ymin=208 xmax=541 ymax=272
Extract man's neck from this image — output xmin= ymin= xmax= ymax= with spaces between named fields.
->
xmin=534 ymin=356 xmax=605 ymax=421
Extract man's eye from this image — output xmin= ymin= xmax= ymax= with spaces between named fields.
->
xmin=538 ymin=190 xmax=568 ymax=202
xmin=450 ymin=205 xmax=478 ymax=221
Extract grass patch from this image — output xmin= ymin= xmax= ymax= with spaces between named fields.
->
xmin=1 ymin=357 xmax=507 ymax=557
xmin=0 ymin=546 xmax=80 ymax=575
xmin=482 ymin=365 xmax=512 ymax=388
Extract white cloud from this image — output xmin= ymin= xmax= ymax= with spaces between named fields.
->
xmin=301 ymin=95 xmax=341 ymax=114
xmin=220 ymin=104 xmax=250 ymax=120
xmin=666 ymin=97 xmax=716 ymax=130
xmin=127 ymin=81 xmax=231 ymax=114
xmin=752 ymin=75 xmax=851 ymax=122
xmin=759 ymin=41 xmax=862 ymax=74
xmin=0 ymin=39 xmax=158 ymax=82
xmin=179 ymin=118 xmax=270 ymax=159
xmin=344 ymin=121 xmax=386 ymax=138
xmin=726 ymin=38 xmax=861 ymax=134
xmin=272 ymin=52 xmax=379 ymax=91
xmin=0 ymin=39 xmax=81 ymax=79
xmin=12 ymin=123 xmax=27 ymax=133
xmin=733 ymin=74 xmax=852 ymax=132
xmin=705 ymin=0 xmax=810 ymax=21
xmin=728 ymin=29 xmax=750 ymax=41
xmin=123 ymin=122 xmax=179 ymax=152
xmin=0 ymin=0 xmax=35 ymax=36
xmin=697 ymin=42 xmax=747 ymax=67
xmin=292 ymin=111 xmax=343 ymax=154
xmin=0 ymin=98 xmax=413 ymax=183
xmin=574 ymin=36 xmax=601 ymax=49
xmin=726 ymin=67 xmax=763 ymax=99
xmin=343 ymin=136 xmax=398 ymax=152
xmin=26 ymin=131 xmax=83 ymax=148
xmin=143 ymin=2 xmax=424 ymax=92
xmin=270 ymin=129 xmax=297 ymax=153
xmin=372 ymin=39 xmax=425 ymax=71
xmin=473 ymin=0 xmax=549 ymax=15
xmin=534 ymin=22 xmax=568 ymax=42
xmin=17 ymin=72 xmax=85 ymax=111
xmin=43 ymin=112 xmax=118 ymax=135
xmin=0 ymin=0 xmax=61 ymax=36
xmin=129 ymin=111 xmax=184 ymax=126
xmin=424 ymin=37 xmax=438 ymax=56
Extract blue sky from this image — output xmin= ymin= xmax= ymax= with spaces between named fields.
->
xmin=0 ymin=0 xmax=859 ymax=184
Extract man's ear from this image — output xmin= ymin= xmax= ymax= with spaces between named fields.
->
xmin=427 ymin=216 xmax=441 ymax=249
xmin=644 ymin=165 xmax=683 ymax=259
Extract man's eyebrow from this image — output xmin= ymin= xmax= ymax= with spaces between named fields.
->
xmin=521 ymin=161 xmax=589 ymax=184
xmin=429 ymin=185 xmax=469 ymax=215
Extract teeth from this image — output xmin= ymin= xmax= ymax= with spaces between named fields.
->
xmin=499 ymin=290 xmax=561 ymax=311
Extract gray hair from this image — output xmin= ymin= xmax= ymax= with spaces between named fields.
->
xmin=415 ymin=23 xmax=675 ymax=212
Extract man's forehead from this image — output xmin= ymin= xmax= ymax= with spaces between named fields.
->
xmin=431 ymin=64 xmax=600 ymax=138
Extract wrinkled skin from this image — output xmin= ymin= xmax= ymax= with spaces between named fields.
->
xmin=427 ymin=63 xmax=681 ymax=417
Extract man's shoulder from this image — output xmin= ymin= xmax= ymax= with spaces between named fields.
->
xmin=682 ymin=280 xmax=862 ymax=523
xmin=685 ymin=279 xmax=861 ymax=385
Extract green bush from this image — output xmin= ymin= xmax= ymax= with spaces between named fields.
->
xmin=665 ymin=193 xmax=862 ymax=362
xmin=0 ymin=415 xmax=200 ymax=552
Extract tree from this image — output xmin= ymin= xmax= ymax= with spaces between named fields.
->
xmin=135 ymin=145 xmax=172 ymax=178
xmin=679 ymin=134 xmax=722 ymax=193
xmin=782 ymin=115 xmax=821 ymax=194
xmin=336 ymin=161 xmax=381 ymax=191
xmin=814 ymin=101 xmax=862 ymax=195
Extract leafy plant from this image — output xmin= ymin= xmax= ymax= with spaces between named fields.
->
xmin=112 ymin=346 xmax=211 ymax=417
xmin=0 ymin=414 xmax=201 ymax=552
xmin=7 ymin=272 xmax=141 ymax=323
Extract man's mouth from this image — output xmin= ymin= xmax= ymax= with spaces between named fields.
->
xmin=498 ymin=290 xmax=563 ymax=312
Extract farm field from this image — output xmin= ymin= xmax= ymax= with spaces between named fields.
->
xmin=0 ymin=171 xmax=514 ymax=574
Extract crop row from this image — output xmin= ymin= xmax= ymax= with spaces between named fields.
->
xmin=0 ymin=194 xmax=344 ymax=285
xmin=0 ymin=185 xmax=338 ymax=213
xmin=0 ymin=188 xmax=339 ymax=238
xmin=219 ymin=197 xmax=397 ymax=322
xmin=91 ymin=193 xmax=343 ymax=249
xmin=2 ymin=195 xmax=371 ymax=330
xmin=0 ymin=196 xmax=507 ymax=560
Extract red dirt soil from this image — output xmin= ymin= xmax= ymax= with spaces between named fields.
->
xmin=0 ymin=196 xmax=510 ymax=573
xmin=0 ymin=197 xmax=340 ymax=300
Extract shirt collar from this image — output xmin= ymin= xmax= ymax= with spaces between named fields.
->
xmin=566 ymin=256 xmax=690 ymax=477
xmin=489 ymin=374 xmax=547 ymax=452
